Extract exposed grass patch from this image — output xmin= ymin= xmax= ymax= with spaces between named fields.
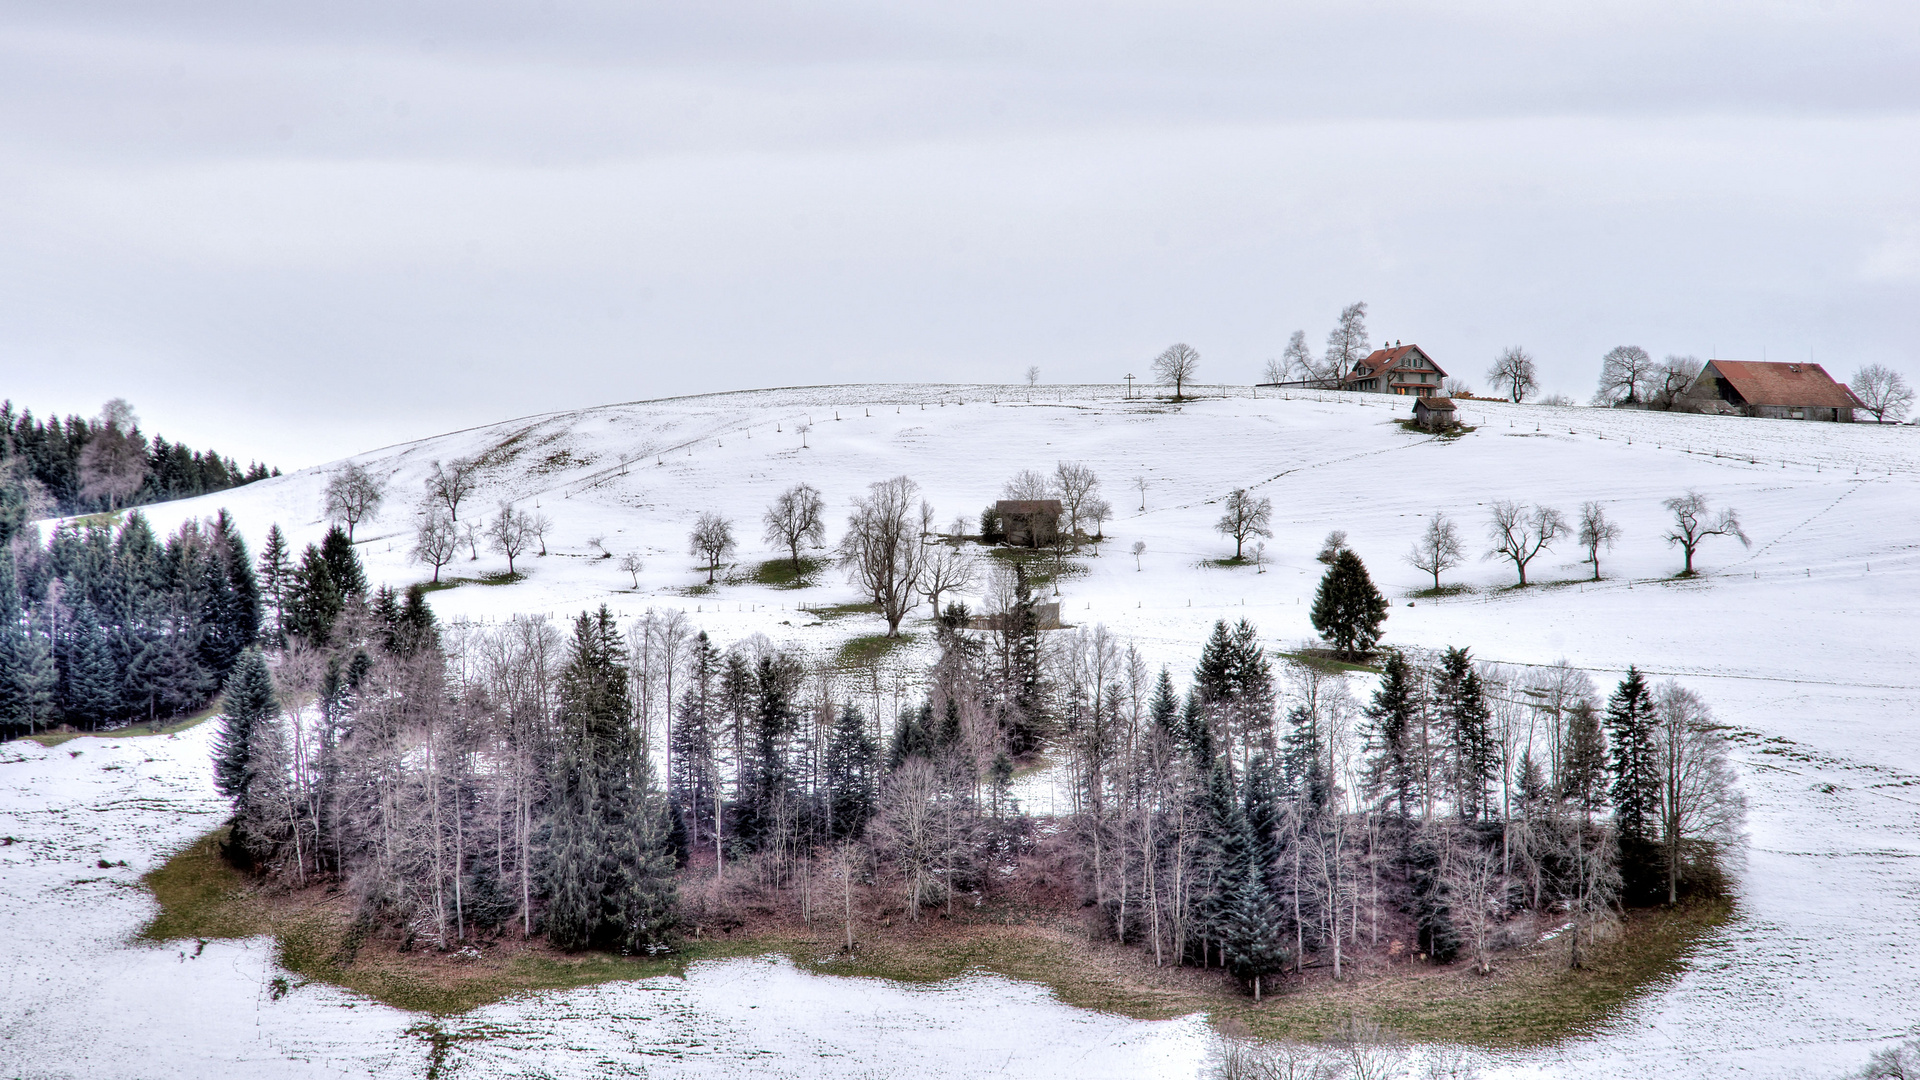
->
xmin=1204 ymin=556 xmax=1252 ymax=569
xmin=1409 ymin=583 xmax=1475 ymax=599
xmin=142 ymin=827 xmax=1726 ymax=1039
xmin=806 ymin=600 xmax=882 ymax=621
xmin=676 ymin=583 xmax=718 ymax=597
xmin=417 ymin=570 xmax=524 ymax=594
xmin=985 ymin=546 xmax=1087 ymax=587
xmin=22 ymin=702 xmax=220 ymax=748
xmin=748 ymin=556 xmax=826 ymax=590
xmin=835 ymin=632 xmax=914 ymax=669
xmin=1276 ymin=650 xmax=1382 ymax=675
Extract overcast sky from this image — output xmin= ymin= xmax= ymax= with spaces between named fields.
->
xmin=5 ymin=1 xmax=1917 ymax=467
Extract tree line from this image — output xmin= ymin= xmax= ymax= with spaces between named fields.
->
xmin=215 ymin=559 xmax=1743 ymax=993
xmin=0 ymin=509 xmax=260 ymax=736
xmin=0 ymin=398 xmax=275 ymax=525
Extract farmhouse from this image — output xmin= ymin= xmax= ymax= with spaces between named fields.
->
xmin=1680 ymin=360 xmax=1863 ymax=422
xmin=995 ymin=499 xmax=1061 ymax=548
xmin=1412 ymin=395 xmax=1457 ymax=432
xmin=1339 ymin=343 xmax=1447 ymax=396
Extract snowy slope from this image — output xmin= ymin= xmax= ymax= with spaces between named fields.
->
xmin=11 ymin=384 xmax=1920 ymax=1078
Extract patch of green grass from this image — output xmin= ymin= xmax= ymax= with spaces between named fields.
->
xmin=1276 ymin=650 xmax=1382 ymax=675
xmin=1204 ymin=556 xmax=1252 ymax=569
xmin=677 ymin=583 xmax=718 ymax=597
xmin=1409 ymin=583 xmax=1474 ymax=599
xmin=835 ymin=632 xmax=914 ymax=669
xmin=478 ymin=571 xmax=523 ymax=586
xmin=807 ymin=600 xmax=881 ymax=621
xmin=23 ymin=702 xmax=220 ymax=748
xmin=749 ymin=557 xmax=825 ymax=589
xmin=985 ymin=546 xmax=1086 ymax=587
xmin=141 ymin=826 xmax=1727 ymax=1038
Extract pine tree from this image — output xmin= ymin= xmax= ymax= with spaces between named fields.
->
xmin=616 ymin=753 xmax=682 ymax=955
xmin=319 ymin=525 xmax=368 ymax=599
xmin=1605 ymin=668 xmax=1662 ymax=902
xmin=214 ymin=650 xmax=280 ymax=861
xmin=59 ymin=601 xmax=121 ymax=727
xmin=200 ymin=510 xmax=260 ymax=673
xmin=258 ymin=524 xmax=292 ymax=647
xmin=1435 ymin=647 xmax=1495 ymax=820
xmin=545 ymin=606 xmax=638 ymax=950
xmin=1281 ymin=703 xmax=1331 ymax=812
xmin=1309 ymin=549 xmax=1388 ymax=660
xmin=1559 ymin=701 xmax=1608 ymax=818
xmin=284 ymin=544 xmax=343 ymax=645
xmin=825 ymin=703 xmax=879 ymax=841
xmin=1362 ymin=650 xmax=1418 ymax=818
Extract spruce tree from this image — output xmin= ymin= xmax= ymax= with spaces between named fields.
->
xmin=318 ymin=525 xmax=368 ymax=599
xmin=824 ymin=703 xmax=878 ymax=841
xmin=214 ymin=650 xmax=279 ymax=860
xmin=1559 ymin=701 xmax=1608 ymax=819
xmin=284 ymin=544 xmax=343 ymax=645
xmin=257 ymin=524 xmax=292 ymax=647
xmin=1436 ymin=647 xmax=1495 ymax=820
xmin=1281 ymin=703 xmax=1331 ymax=812
xmin=1606 ymin=668 xmax=1661 ymax=902
xmin=1362 ymin=649 xmax=1417 ymax=818
xmin=1309 ymin=549 xmax=1388 ymax=660
xmin=60 ymin=601 xmax=121 ymax=727
xmin=545 ymin=606 xmax=639 ymax=950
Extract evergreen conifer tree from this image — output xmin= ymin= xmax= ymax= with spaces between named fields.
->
xmin=1309 ymin=549 xmax=1388 ymax=659
xmin=1606 ymin=668 xmax=1662 ymax=901
xmin=257 ymin=524 xmax=292 ymax=647
xmin=1362 ymin=649 xmax=1418 ymax=817
xmin=214 ymin=650 xmax=280 ymax=860
xmin=1559 ymin=701 xmax=1608 ymax=819
xmin=1435 ymin=647 xmax=1496 ymax=819
xmin=284 ymin=544 xmax=343 ymax=645
xmin=825 ymin=703 xmax=878 ymax=841
xmin=319 ymin=525 xmax=368 ymax=599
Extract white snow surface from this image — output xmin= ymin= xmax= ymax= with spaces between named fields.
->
xmin=7 ymin=384 xmax=1920 ymax=1078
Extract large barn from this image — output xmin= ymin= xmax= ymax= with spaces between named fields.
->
xmin=1680 ymin=360 xmax=1864 ymax=422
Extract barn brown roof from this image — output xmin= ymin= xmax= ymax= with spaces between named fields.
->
xmin=1701 ymin=361 xmax=1864 ymax=410
xmin=996 ymin=499 xmax=1062 ymax=515
xmin=1414 ymin=395 xmax=1456 ymax=411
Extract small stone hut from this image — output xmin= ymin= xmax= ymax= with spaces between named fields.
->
xmin=995 ymin=499 xmax=1062 ymax=547
xmin=1412 ymin=395 xmax=1458 ymax=432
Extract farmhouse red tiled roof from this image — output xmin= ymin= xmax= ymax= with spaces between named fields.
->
xmin=1707 ymin=361 xmax=1865 ymax=410
xmin=996 ymin=499 xmax=1061 ymax=515
xmin=1343 ymin=345 xmax=1446 ymax=383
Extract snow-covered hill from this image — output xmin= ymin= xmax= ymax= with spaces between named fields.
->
xmin=11 ymin=384 xmax=1920 ymax=1078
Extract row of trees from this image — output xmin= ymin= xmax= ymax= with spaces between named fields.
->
xmin=0 ymin=399 xmax=274 ymax=523
xmin=1405 ymin=491 xmax=1748 ymax=591
xmin=0 ymin=510 xmax=260 ymax=735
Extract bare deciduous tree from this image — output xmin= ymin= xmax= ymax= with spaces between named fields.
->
xmin=1485 ymin=501 xmax=1567 ymax=586
xmin=1654 ymin=682 xmax=1747 ymax=905
xmin=1651 ymin=354 xmax=1702 ymax=409
xmin=1662 ymin=491 xmax=1748 ymax=576
xmin=763 ymin=482 xmax=827 ymax=572
xmin=1316 ymin=530 xmax=1348 ymax=565
xmin=1281 ymin=329 xmax=1316 ymax=382
xmin=411 ymin=512 xmax=458 ymax=583
xmin=1025 ymin=364 xmax=1040 ymax=387
xmin=617 ymin=552 xmax=644 ymax=587
xmin=1443 ymin=376 xmax=1474 ymax=397
xmin=1002 ymin=469 xmax=1050 ymax=502
xmin=488 ymin=503 xmax=534 ymax=574
xmin=918 ymin=544 xmax=976 ymax=616
xmin=1083 ymin=497 xmax=1112 ymax=551
xmin=1577 ymin=501 xmax=1622 ymax=581
xmin=77 ymin=399 xmax=148 ymax=511
xmin=837 ymin=476 xmax=931 ymax=637
xmin=1852 ymin=363 xmax=1915 ymax=422
xmin=1405 ymin=512 xmax=1464 ymax=590
xmin=1052 ymin=461 xmax=1102 ymax=545
xmin=323 ymin=462 xmax=386 ymax=542
xmin=528 ymin=511 xmax=552 ymax=556
xmin=460 ymin=519 xmax=482 ymax=560
xmin=425 ymin=458 xmax=478 ymax=522
xmin=1595 ymin=345 xmax=1655 ymax=405
xmin=1151 ymin=343 xmax=1201 ymax=399
xmin=1215 ymin=488 xmax=1273 ymax=560
xmin=1487 ymin=346 xmax=1539 ymax=403
xmin=1323 ymin=301 xmax=1370 ymax=378
xmin=688 ymin=512 xmax=736 ymax=583
xmin=1131 ymin=539 xmax=1145 ymax=571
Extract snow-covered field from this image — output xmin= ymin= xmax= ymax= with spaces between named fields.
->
xmin=5 ymin=384 xmax=1918 ymax=1078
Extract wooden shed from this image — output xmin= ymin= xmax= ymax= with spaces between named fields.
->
xmin=1412 ymin=395 xmax=1458 ymax=432
xmin=995 ymin=499 xmax=1062 ymax=547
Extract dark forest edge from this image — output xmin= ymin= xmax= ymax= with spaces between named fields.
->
xmin=1 ymin=398 xmax=277 ymax=523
